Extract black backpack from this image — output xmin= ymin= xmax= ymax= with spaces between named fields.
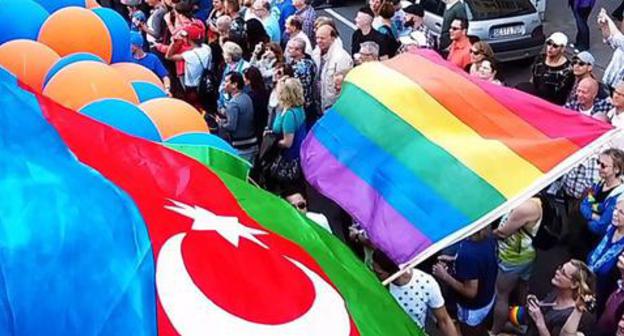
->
xmin=523 ymin=193 xmax=565 ymax=250
xmin=193 ymin=50 xmax=217 ymax=100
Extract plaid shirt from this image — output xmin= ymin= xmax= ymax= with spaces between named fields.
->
xmin=564 ymin=96 xmax=613 ymax=117
xmin=562 ymin=156 xmax=598 ymax=199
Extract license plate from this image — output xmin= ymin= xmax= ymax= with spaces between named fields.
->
xmin=491 ymin=25 xmax=525 ymax=38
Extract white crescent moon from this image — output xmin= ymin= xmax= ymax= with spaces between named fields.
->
xmin=156 ymin=233 xmax=352 ymax=336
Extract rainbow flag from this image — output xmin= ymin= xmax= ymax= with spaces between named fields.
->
xmin=301 ymin=51 xmax=617 ymax=267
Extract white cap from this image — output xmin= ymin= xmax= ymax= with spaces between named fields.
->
xmin=547 ymin=32 xmax=568 ymax=47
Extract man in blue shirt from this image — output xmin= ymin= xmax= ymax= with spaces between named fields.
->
xmin=218 ymin=72 xmax=258 ymax=163
xmin=129 ymin=32 xmax=171 ymax=95
xmin=432 ymin=227 xmax=498 ymax=336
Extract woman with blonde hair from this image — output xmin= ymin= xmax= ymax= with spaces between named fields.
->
xmin=467 ymin=41 xmax=495 ymax=74
xmin=274 ymin=77 xmax=306 ymax=149
xmin=265 ymin=76 xmax=307 ymax=190
xmin=526 ymin=259 xmax=596 ymax=336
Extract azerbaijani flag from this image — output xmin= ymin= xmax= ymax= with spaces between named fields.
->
xmin=0 ymin=68 xmax=423 ymax=335
xmin=301 ymin=51 xmax=618 ymax=267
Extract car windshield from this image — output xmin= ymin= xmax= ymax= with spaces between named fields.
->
xmin=466 ymin=0 xmax=535 ymax=20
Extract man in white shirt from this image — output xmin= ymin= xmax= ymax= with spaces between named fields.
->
xmin=165 ymin=24 xmax=212 ymax=111
xmin=373 ymin=251 xmax=458 ymax=335
xmin=312 ymin=24 xmax=353 ymax=111
xmin=285 ymin=15 xmax=313 ymax=55
xmin=165 ymin=24 xmax=212 ymax=90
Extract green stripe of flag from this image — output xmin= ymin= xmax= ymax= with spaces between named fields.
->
xmin=165 ymin=143 xmax=251 ymax=180
xmin=217 ymin=171 xmax=426 ymax=335
xmin=335 ymin=82 xmax=505 ymax=219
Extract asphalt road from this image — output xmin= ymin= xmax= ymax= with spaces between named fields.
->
xmin=318 ymin=0 xmax=622 ymax=85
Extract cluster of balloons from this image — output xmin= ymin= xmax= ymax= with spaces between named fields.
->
xmin=0 ymin=0 xmax=245 ymax=171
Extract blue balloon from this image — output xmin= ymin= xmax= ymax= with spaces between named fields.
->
xmin=0 ymin=65 xmax=156 ymax=335
xmin=0 ymin=0 xmax=49 ymax=44
xmin=32 ymin=0 xmax=84 ymax=13
xmin=92 ymin=8 xmax=131 ymax=63
xmin=80 ymin=99 xmax=162 ymax=141
xmin=44 ymin=52 xmax=105 ymax=87
xmin=166 ymin=132 xmax=238 ymax=156
xmin=132 ymin=81 xmax=167 ymax=103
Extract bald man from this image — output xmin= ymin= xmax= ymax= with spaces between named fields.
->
xmin=564 ymin=77 xmax=613 ymax=118
xmin=312 ymin=24 xmax=353 ymax=111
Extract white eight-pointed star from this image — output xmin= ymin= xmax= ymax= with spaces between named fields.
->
xmin=165 ymin=199 xmax=269 ymax=249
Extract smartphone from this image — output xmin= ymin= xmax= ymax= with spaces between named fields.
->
xmin=538 ymin=302 xmax=556 ymax=307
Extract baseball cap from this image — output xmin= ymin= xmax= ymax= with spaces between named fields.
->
xmin=403 ymin=4 xmax=424 ymax=17
xmin=574 ymin=51 xmax=595 ymax=65
xmin=130 ymin=31 xmax=144 ymax=48
xmin=183 ymin=24 xmax=205 ymax=41
xmin=547 ymin=32 xmax=568 ymax=47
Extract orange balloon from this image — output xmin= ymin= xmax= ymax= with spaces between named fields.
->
xmin=111 ymin=62 xmax=165 ymax=89
xmin=43 ymin=61 xmax=139 ymax=110
xmin=38 ymin=7 xmax=112 ymax=63
xmin=0 ymin=40 xmax=60 ymax=91
xmin=85 ymin=0 xmax=101 ymax=8
xmin=139 ymin=98 xmax=209 ymax=139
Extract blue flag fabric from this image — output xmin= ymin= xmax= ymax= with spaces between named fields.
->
xmin=0 ymin=68 xmax=157 ymax=335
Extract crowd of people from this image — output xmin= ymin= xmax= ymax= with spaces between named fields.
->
xmin=100 ymin=0 xmax=624 ymax=334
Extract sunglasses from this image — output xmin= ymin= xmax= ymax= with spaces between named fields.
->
xmin=546 ymin=40 xmax=563 ymax=48
xmin=557 ymin=265 xmax=574 ymax=280
xmin=470 ymin=49 xmax=482 ymax=55
xmin=291 ymin=202 xmax=307 ymax=210
xmin=572 ymin=59 xmax=589 ymax=66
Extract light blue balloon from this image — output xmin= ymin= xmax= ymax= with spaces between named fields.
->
xmin=132 ymin=81 xmax=167 ymax=103
xmin=44 ymin=52 xmax=105 ymax=87
xmin=92 ymin=8 xmax=131 ymax=63
xmin=0 ymin=0 xmax=49 ymax=44
xmin=80 ymin=99 xmax=162 ymax=141
xmin=166 ymin=132 xmax=238 ymax=156
xmin=32 ymin=0 xmax=84 ymax=13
